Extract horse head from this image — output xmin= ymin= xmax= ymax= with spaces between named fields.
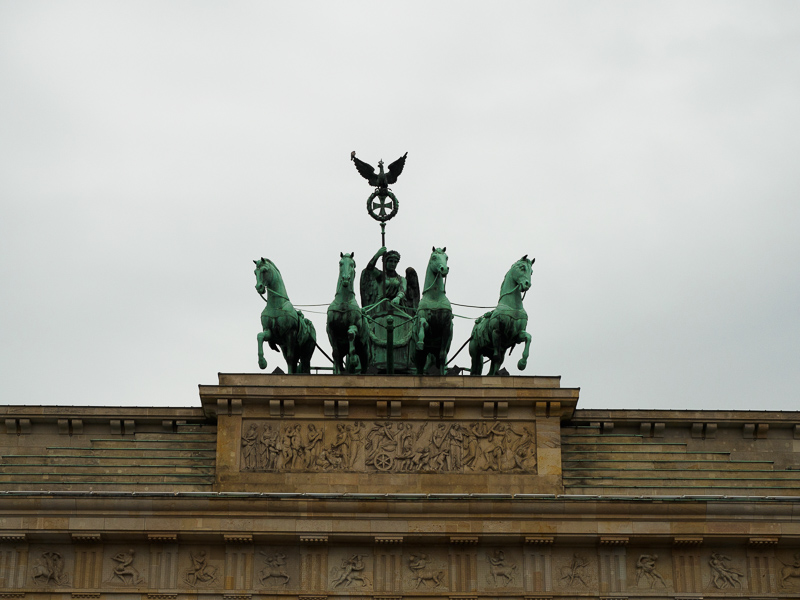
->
xmin=254 ymin=257 xmax=280 ymax=295
xmin=429 ymin=246 xmax=449 ymax=277
xmin=338 ymin=252 xmax=356 ymax=290
xmin=502 ymin=255 xmax=535 ymax=295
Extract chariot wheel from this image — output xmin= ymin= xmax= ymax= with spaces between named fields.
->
xmin=374 ymin=452 xmax=394 ymax=471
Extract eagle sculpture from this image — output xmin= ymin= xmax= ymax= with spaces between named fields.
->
xmin=351 ymin=151 xmax=408 ymax=190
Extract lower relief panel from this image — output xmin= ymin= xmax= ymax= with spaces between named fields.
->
xmin=3 ymin=541 xmax=796 ymax=598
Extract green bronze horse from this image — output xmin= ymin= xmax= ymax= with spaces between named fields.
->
xmin=414 ymin=247 xmax=453 ymax=375
xmin=254 ymin=257 xmax=316 ymax=374
xmin=326 ymin=252 xmax=370 ymax=374
xmin=469 ymin=255 xmax=534 ymax=376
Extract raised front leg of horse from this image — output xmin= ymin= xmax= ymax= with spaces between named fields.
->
xmin=516 ymin=331 xmax=532 ymax=370
xmin=257 ymin=329 xmax=271 ymax=370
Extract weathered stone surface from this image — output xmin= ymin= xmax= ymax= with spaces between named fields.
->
xmin=2 ymin=374 xmax=800 ymax=598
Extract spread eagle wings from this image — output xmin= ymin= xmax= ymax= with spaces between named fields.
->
xmin=351 ymin=152 xmax=408 ymax=186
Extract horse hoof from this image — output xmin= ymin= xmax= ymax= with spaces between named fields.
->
xmin=517 ymin=359 xmax=527 ymax=370
xmin=258 ymin=358 xmax=267 ymax=370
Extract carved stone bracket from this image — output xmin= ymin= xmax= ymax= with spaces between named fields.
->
xmin=148 ymin=533 xmax=178 ymax=543
xmin=71 ymin=594 xmax=100 ymax=599
xmin=298 ymin=596 xmax=327 ymax=600
xmin=300 ymin=535 xmax=328 ymax=544
xmin=598 ymin=536 xmax=628 ymax=546
xmin=224 ymin=534 xmax=253 ymax=544
xmin=449 ymin=536 xmax=478 ymax=545
xmin=0 ymin=533 xmax=26 ymax=542
xmin=71 ymin=533 xmax=101 ymax=543
xmin=749 ymin=536 xmax=779 ymax=546
xmin=374 ymin=536 xmax=403 ymax=544
xmin=673 ymin=536 xmax=704 ymax=546
xmin=525 ymin=536 xmax=554 ymax=545
xmin=147 ymin=595 xmax=177 ymax=600
xmin=223 ymin=594 xmax=251 ymax=600
xmin=1 ymin=594 xmax=25 ymax=599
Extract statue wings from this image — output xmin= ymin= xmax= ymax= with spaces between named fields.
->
xmin=351 ymin=152 xmax=408 ymax=187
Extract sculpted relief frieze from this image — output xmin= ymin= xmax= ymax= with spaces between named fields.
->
xmin=30 ymin=550 xmax=70 ymax=587
xmin=241 ymin=420 xmax=537 ymax=473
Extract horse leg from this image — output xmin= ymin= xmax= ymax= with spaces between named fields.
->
xmin=416 ymin=315 xmax=428 ymax=351
xmin=516 ymin=331 xmax=532 ymax=370
xmin=469 ymin=339 xmax=483 ymax=376
xmin=257 ymin=330 xmax=270 ymax=370
xmin=327 ymin=324 xmax=343 ymax=375
xmin=439 ymin=317 xmax=454 ymax=375
xmin=489 ymin=328 xmax=504 ymax=375
xmin=346 ymin=325 xmax=360 ymax=373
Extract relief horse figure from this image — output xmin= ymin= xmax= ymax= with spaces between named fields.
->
xmin=469 ymin=255 xmax=534 ymax=376
xmin=254 ymin=257 xmax=316 ymax=374
xmin=327 ymin=252 xmax=370 ymax=374
xmin=414 ymin=247 xmax=453 ymax=375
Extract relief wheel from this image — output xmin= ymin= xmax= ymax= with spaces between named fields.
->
xmin=373 ymin=452 xmax=394 ymax=471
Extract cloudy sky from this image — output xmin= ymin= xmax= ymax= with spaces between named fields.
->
xmin=1 ymin=1 xmax=798 ymax=410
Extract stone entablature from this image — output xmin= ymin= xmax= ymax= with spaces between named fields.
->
xmin=199 ymin=374 xmax=577 ymax=495
xmin=2 ymin=494 xmax=800 ymax=598
xmin=5 ymin=374 xmax=800 ymax=598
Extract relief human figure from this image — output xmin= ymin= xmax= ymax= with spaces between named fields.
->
xmin=109 ymin=549 xmax=144 ymax=585
xmin=448 ymin=423 xmax=465 ymax=470
xmin=560 ymin=554 xmax=588 ymax=587
xmin=289 ymin=424 xmax=305 ymax=469
xmin=331 ymin=554 xmax=368 ymax=588
xmin=305 ymin=424 xmax=323 ymax=468
xmin=430 ymin=423 xmax=451 ymax=471
xmin=709 ymin=552 xmax=743 ymax=589
xmin=31 ymin=551 xmax=69 ymax=586
xmin=486 ymin=550 xmax=517 ymax=586
xmin=636 ymin=554 xmax=666 ymax=588
xmin=259 ymin=552 xmax=290 ymax=586
xmin=242 ymin=424 xmax=259 ymax=470
xmin=184 ymin=550 xmax=217 ymax=586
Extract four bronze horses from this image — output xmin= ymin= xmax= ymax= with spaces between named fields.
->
xmin=254 ymin=253 xmax=533 ymax=376
xmin=254 ymin=258 xmax=316 ymax=374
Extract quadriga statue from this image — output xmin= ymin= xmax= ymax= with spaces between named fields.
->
xmin=253 ymin=257 xmax=316 ymax=374
xmin=469 ymin=255 xmax=534 ymax=376
xmin=326 ymin=252 xmax=370 ymax=374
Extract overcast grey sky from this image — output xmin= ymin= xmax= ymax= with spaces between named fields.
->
xmin=1 ymin=1 xmax=798 ymax=410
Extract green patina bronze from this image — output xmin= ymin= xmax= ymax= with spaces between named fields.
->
xmin=254 ymin=258 xmax=316 ymax=374
xmin=469 ymin=256 xmax=535 ymax=376
xmin=352 ymin=151 xmax=407 ymax=246
xmin=360 ymin=246 xmax=420 ymax=373
xmin=414 ymin=247 xmax=453 ymax=375
xmin=326 ymin=252 xmax=370 ymax=374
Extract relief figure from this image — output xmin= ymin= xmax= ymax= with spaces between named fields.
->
xmin=560 ymin=554 xmax=588 ymax=587
xmin=31 ymin=551 xmax=70 ymax=586
xmin=184 ymin=550 xmax=218 ymax=586
xmin=331 ymin=553 xmax=369 ymax=588
xmin=486 ymin=550 xmax=517 ymax=586
xmin=242 ymin=423 xmax=259 ymax=470
xmin=109 ymin=549 xmax=144 ymax=585
xmin=708 ymin=552 xmax=743 ymax=589
xmin=408 ymin=553 xmax=444 ymax=588
xmin=259 ymin=552 xmax=290 ymax=586
xmin=635 ymin=554 xmax=666 ymax=588
xmin=779 ymin=553 xmax=800 ymax=588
